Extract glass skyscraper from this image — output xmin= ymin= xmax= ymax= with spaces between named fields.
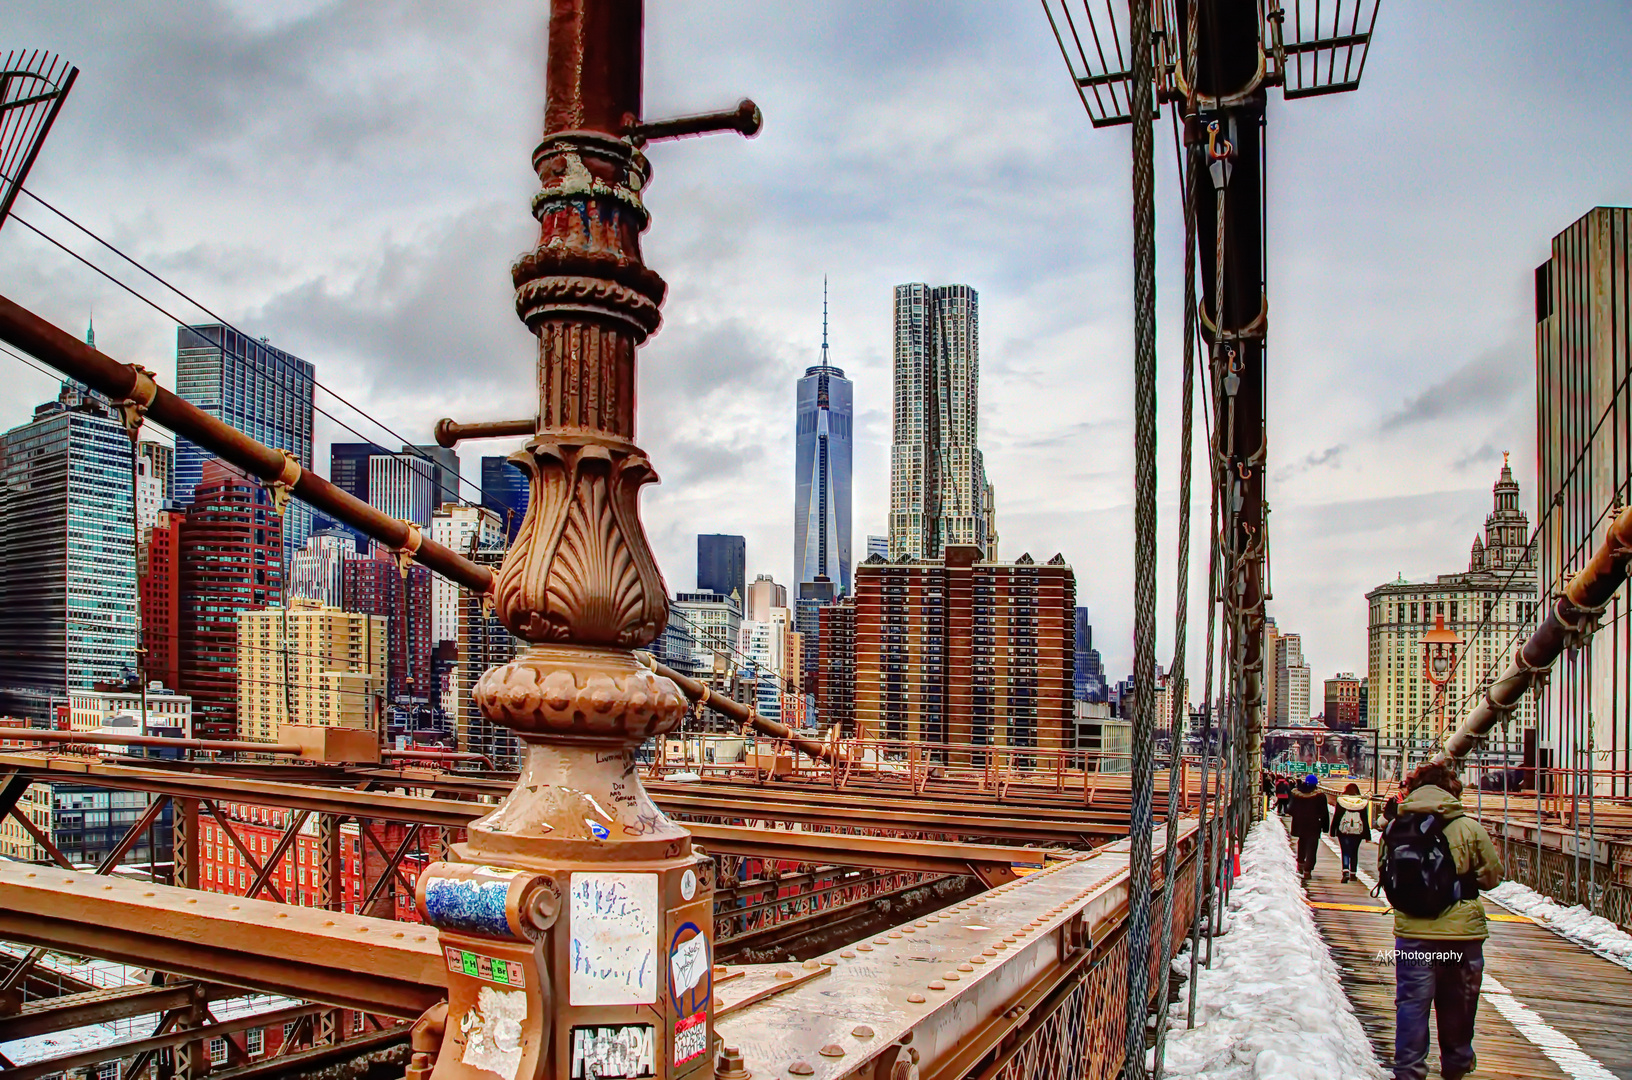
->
xmin=795 ymin=287 xmax=853 ymax=595
xmin=1074 ymin=607 xmax=1106 ymax=703
xmin=697 ymin=534 xmax=746 ymax=601
xmin=481 ymin=455 xmax=531 ymax=544
xmin=173 ymin=324 xmax=315 ymax=560
xmin=0 ymin=386 xmax=138 ymax=717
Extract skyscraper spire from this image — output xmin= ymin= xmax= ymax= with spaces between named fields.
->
xmin=821 ymin=276 xmax=829 ymax=364
xmin=85 ymin=311 xmax=94 ymax=349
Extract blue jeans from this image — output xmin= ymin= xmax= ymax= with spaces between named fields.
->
xmin=1393 ymin=936 xmax=1483 ymax=1080
xmin=1338 ymin=833 xmax=1362 ymax=873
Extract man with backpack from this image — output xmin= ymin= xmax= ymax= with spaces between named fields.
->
xmin=1377 ymin=762 xmax=1503 ymax=1080
xmin=1274 ymin=775 xmax=1292 ymax=816
xmin=1287 ymin=774 xmax=1329 ymax=880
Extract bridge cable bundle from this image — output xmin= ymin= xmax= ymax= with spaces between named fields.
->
xmin=1120 ymin=0 xmax=1162 ymax=1072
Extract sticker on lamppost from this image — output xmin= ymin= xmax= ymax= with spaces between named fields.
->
xmin=569 ymin=872 xmax=659 ymax=1006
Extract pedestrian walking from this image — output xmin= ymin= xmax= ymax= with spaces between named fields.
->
xmin=1288 ymin=773 xmax=1329 ymax=880
xmin=1330 ymin=781 xmax=1370 ymax=883
xmin=1383 ymin=782 xmax=1406 ymax=823
xmin=1377 ymin=762 xmax=1503 ymax=1080
xmin=1274 ymin=775 xmax=1292 ymax=816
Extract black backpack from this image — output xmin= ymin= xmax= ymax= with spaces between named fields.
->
xmin=1378 ymin=811 xmax=1478 ymax=918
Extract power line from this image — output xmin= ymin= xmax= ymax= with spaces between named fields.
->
xmin=7 ymin=180 xmax=488 ymax=500
xmin=3 ymin=205 xmax=500 ymax=513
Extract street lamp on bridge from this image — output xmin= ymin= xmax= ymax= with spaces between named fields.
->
xmin=1423 ymin=613 xmax=1464 ymax=751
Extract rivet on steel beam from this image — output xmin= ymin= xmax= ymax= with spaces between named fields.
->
xmin=942 ymin=972 xmax=960 ymax=981
xmin=907 ymin=993 xmax=926 ymax=1004
xmin=972 ymin=956 xmax=988 ymax=964
xmin=820 ymin=958 xmax=837 ymax=966
xmin=858 ymin=944 xmax=873 ymax=952
xmin=787 ymin=1061 xmax=814 ymax=1077
xmin=874 ymin=938 xmax=889 ymax=945
xmin=927 ymin=981 xmax=946 ymax=991
xmin=775 ymin=970 xmax=795 ymax=980
xmin=957 ymin=963 xmax=974 ymax=972
xmin=888 ymin=932 xmax=903 ymax=939
xmin=802 ymin=960 xmax=822 ymax=970
xmin=840 ymin=950 xmax=855 ymax=959
xmin=852 ymin=1025 xmax=875 ymax=1038
xmin=818 ymin=1045 xmax=845 ymax=1058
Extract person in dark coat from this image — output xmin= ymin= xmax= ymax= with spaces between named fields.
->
xmin=1329 ymin=781 xmax=1371 ymax=883
xmin=1274 ymin=776 xmax=1292 ymax=816
xmin=1383 ymin=782 xmax=1407 ymax=822
xmin=1288 ymin=774 xmax=1330 ymax=880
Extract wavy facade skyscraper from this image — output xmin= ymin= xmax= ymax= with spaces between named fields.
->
xmin=794 ymin=283 xmax=853 ymax=596
xmin=889 ymin=283 xmax=997 ymax=561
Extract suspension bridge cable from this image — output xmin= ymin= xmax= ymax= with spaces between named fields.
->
xmin=3 ymin=208 xmax=500 ymax=513
xmin=2 ymin=176 xmax=508 ymax=505
xmin=1122 ymin=0 xmax=1161 ymax=1071
xmin=1152 ymin=40 xmax=1203 ymax=1065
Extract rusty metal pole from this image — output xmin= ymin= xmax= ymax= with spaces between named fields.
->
xmin=1189 ymin=0 xmax=1268 ymax=817
xmin=412 ymin=5 xmax=724 ymax=1079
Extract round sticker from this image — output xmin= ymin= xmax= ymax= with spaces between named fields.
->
xmin=680 ymin=868 xmax=697 ymax=901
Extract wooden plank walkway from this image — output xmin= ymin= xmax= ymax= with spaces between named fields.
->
xmin=1283 ymin=817 xmax=1632 ymax=1079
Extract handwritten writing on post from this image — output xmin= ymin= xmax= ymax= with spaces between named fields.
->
xmin=670 ymin=933 xmax=707 ymax=995
xmin=568 ymin=872 xmax=659 ymax=1006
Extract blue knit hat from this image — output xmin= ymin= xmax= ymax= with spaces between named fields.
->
xmin=1304 ymin=773 xmax=1319 ymax=787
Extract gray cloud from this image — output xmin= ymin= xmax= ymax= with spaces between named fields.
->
xmin=1453 ymin=442 xmax=1505 ymax=473
xmin=1380 ymin=343 xmax=1530 ymax=431
xmin=1274 ymin=443 xmax=1346 ymax=483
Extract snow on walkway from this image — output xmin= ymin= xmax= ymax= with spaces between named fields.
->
xmin=1487 ymin=880 xmax=1632 ymax=970
xmin=1157 ymin=819 xmax=1385 ymax=1080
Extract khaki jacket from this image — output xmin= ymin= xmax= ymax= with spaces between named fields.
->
xmin=1380 ymin=785 xmax=1503 ymax=940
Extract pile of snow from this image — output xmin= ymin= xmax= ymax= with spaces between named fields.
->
xmin=1487 ymin=880 xmax=1632 ymax=968
xmin=1156 ymin=820 xmax=1385 ymax=1080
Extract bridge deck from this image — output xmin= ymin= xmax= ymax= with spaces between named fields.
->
xmin=1295 ymin=823 xmax=1632 ymax=1079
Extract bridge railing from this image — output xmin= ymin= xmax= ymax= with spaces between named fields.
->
xmin=645 ymin=732 xmax=1203 ymax=806
xmin=0 ymin=812 xmax=1207 ymax=1080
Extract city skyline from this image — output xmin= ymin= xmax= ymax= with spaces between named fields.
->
xmin=5 ymin=2 xmax=1630 ymax=690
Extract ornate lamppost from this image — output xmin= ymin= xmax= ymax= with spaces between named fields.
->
xmin=1422 ymin=612 xmax=1463 ymax=756
xmin=408 ymin=5 xmax=758 ymax=1078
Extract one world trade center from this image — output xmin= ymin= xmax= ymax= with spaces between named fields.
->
xmin=795 ymin=283 xmax=853 ymax=597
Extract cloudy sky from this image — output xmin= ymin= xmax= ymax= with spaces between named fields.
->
xmin=4 ymin=1 xmax=1630 ymax=694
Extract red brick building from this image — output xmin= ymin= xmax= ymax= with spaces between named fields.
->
xmin=855 ymin=546 xmax=1075 ymax=757
xmin=1323 ymin=673 xmax=1362 ymax=732
xmin=817 ymin=599 xmax=856 ymax=735
xmin=343 ymin=549 xmax=432 ymax=705
xmin=196 ymin=801 xmax=431 ymax=922
xmin=179 ymin=461 xmax=283 ymax=739
xmin=138 ymin=507 xmax=182 ymax=690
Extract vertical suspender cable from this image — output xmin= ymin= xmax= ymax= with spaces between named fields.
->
xmin=1123 ymin=0 xmax=1160 ymax=1072
xmin=1154 ymin=5 xmax=1204 ymax=1051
